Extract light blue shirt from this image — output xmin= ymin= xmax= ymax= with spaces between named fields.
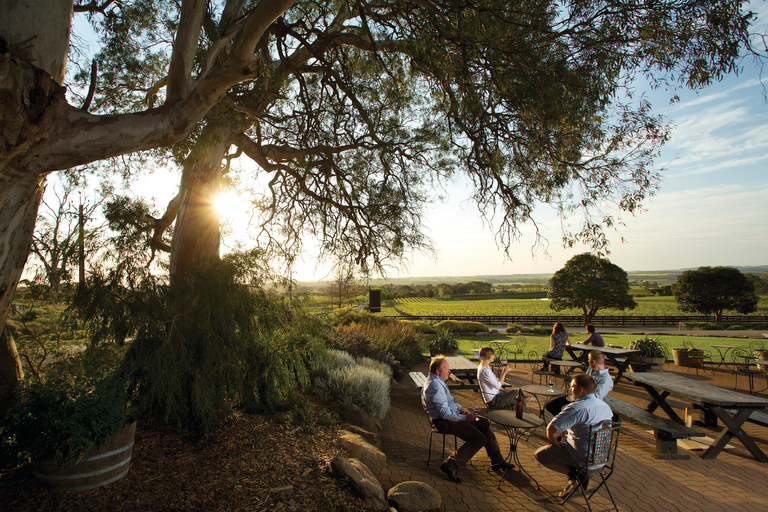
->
xmin=551 ymin=393 xmax=613 ymax=464
xmin=422 ymin=373 xmax=466 ymax=422
xmin=587 ymin=367 xmax=613 ymax=400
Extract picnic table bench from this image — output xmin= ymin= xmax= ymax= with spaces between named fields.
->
xmin=604 ymin=395 xmax=704 ymax=460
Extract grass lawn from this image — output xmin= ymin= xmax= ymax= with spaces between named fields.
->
xmin=424 ymin=333 xmax=763 ymax=361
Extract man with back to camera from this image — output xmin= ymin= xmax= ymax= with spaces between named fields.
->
xmin=422 ymin=356 xmax=513 ymax=483
xmin=534 ymin=373 xmax=613 ymax=496
xmin=545 ymin=351 xmax=613 ymax=417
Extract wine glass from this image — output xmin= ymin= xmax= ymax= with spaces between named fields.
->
xmin=547 ymin=376 xmax=555 ymax=391
xmin=472 ymin=401 xmax=481 ymax=415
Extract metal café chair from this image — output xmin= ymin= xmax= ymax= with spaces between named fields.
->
xmin=508 ymin=336 xmax=527 ymax=367
xmin=490 ymin=345 xmax=509 ymax=377
xmin=528 ymin=350 xmax=554 ymax=385
xmin=732 ymin=349 xmax=761 ymax=394
xmin=423 ymin=408 xmax=457 ymax=466
xmin=560 ymin=418 xmax=621 ymax=512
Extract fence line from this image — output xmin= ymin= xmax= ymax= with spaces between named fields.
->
xmin=388 ymin=314 xmax=768 ymax=327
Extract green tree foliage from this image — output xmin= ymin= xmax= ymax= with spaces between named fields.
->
xmin=72 ymin=255 xmax=326 ymax=435
xmin=674 ymin=266 xmax=758 ymax=322
xmin=548 ymin=253 xmax=637 ymax=325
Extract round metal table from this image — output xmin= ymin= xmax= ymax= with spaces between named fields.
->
xmin=521 ymin=384 xmax=566 ymax=418
xmin=486 ymin=410 xmax=544 ymax=489
xmin=710 ymin=344 xmax=738 ymax=370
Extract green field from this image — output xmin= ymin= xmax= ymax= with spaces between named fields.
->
xmin=443 ymin=334 xmax=761 ymax=361
xmin=394 ymin=295 xmax=768 ymax=317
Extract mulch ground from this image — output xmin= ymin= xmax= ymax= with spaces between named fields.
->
xmin=1 ymin=412 xmax=377 ymax=512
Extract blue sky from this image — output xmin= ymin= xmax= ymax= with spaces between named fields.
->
xmin=360 ymin=70 xmax=768 ymax=281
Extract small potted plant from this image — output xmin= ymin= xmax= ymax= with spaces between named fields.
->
xmin=1 ymin=346 xmax=135 ymax=491
xmin=629 ymin=336 xmax=668 ymax=372
xmin=429 ymin=328 xmax=459 ymax=357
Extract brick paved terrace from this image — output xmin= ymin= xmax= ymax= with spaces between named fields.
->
xmin=379 ymin=356 xmax=768 ymax=512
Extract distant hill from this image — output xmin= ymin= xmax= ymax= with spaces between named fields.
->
xmin=300 ymin=265 xmax=768 ymax=287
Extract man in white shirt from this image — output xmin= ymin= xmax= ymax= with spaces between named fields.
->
xmin=422 ymin=356 xmax=512 ymax=483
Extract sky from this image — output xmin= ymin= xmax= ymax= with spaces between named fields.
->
xmin=288 ymin=68 xmax=768 ymax=281
xmin=45 ymin=9 xmax=768 ymax=284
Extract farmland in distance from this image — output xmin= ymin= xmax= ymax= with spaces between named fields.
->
xmin=389 ymin=296 xmax=768 ymax=317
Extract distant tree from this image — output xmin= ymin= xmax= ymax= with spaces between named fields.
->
xmin=328 ymin=266 xmax=359 ymax=310
xmin=28 ymin=179 xmax=106 ymax=304
xmin=548 ymin=253 xmax=637 ymax=325
xmin=746 ymin=273 xmax=768 ymax=295
xmin=674 ymin=267 xmax=758 ymax=322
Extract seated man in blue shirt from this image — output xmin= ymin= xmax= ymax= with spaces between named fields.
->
xmin=422 ymin=356 xmax=512 ymax=483
xmin=534 ymin=373 xmax=613 ymax=497
xmin=545 ymin=351 xmax=613 ymax=417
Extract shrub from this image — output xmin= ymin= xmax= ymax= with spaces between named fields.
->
xmin=312 ymin=349 xmax=390 ymax=419
xmin=326 ymin=308 xmax=393 ymax=328
xmin=434 ymin=320 xmax=488 ymax=332
xmin=506 ymin=324 xmax=551 ymax=335
xmin=1 ymin=346 xmax=130 ymax=468
xmin=429 ymin=328 xmax=458 ymax=351
xmin=629 ymin=336 xmax=668 ymax=358
xmin=327 ymin=321 xmax=426 ymax=372
xmin=399 ymin=319 xmax=436 ymax=334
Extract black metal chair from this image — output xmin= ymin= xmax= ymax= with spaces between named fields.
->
xmin=490 ymin=344 xmax=509 ymax=377
xmin=507 ymin=337 xmax=527 ymax=367
xmin=732 ymin=349 xmax=761 ymax=394
xmin=561 ymin=419 xmax=621 ymax=512
xmin=423 ymin=408 xmax=457 ymax=465
xmin=528 ymin=350 xmax=554 ymax=385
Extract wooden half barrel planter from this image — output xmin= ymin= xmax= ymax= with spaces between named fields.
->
xmin=33 ymin=421 xmax=136 ymax=492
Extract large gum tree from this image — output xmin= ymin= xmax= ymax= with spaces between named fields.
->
xmin=0 ymin=0 xmax=762 ymax=402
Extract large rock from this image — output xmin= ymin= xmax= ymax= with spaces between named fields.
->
xmin=340 ymin=424 xmax=381 ymax=448
xmin=330 ymin=456 xmax=388 ymax=511
xmin=342 ymin=407 xmax=383 ymax=435
xmin=337 ymin=431 xmax=386 ymax=477
xmin=387 ymin=481 xmax=442 ymax=512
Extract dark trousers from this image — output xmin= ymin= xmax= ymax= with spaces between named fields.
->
xmin=433 ymin=417 xmax=504 ymax=467
xmin=541 ymin=352 xmax=562 ymax=371
xmin=545 ymin=395 xmax=570 ymax=417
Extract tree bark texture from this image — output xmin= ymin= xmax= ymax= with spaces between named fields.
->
xmin=170 ymin=140 xmax=228 ymax=278
xmin=0 ymin=0 xmax=72 ymax=85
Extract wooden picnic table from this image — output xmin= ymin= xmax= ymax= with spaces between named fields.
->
xmin=443 ymin=356 xmax=481 ymax=389
xmin=625 ymin=371 xmax=768 ymax=462
xmin=565 ymin=343 xmax=641 ymax=383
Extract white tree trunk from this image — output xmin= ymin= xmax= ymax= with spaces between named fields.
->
xmin=0 ymin=0 xmax=72 ymax=85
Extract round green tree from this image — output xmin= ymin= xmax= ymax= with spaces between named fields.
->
xmin=548 ymin=253 xmax=637 ymax=325
xmin=674 ymin=266 xmax=758 ymax=322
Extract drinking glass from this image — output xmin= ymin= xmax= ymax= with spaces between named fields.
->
xmin=472 ymin=401 xmax=481 ymax=415
xmin=547 ymin=377 xmax=555 ymax=390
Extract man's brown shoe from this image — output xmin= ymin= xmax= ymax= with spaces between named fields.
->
xmin=439 ymin=461 xmax=463 ymax=483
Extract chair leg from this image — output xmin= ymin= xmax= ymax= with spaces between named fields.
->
xmin=427 ymin=431 xmax=434 ymax=465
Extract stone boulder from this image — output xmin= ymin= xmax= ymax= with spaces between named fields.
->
xmin=387 ymin=481 xmax=441 ymax=512
xmin=341 ymin=407 xmax=383 ymax=435
xmin=330 ymin=456 xmax=388 ymax=511
xmin=340 ymin=424 xmax=381 ymax=448
xmin=337 ymin=431 xmax=386 ymax=477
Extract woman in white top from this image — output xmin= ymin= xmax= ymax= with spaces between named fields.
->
xmin=477 ymin=347 xmax=518 ymax=409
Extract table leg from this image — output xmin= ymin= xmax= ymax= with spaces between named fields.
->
xmin=704 ymin=407 xmax=768 ymax=462
xmin=609 ymin=355 xmax=632 ymax=383
xmin=495 ymin=425 xmax=539 ymax=490
xmin=641 ymin=387 xmax=684 ymax=423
